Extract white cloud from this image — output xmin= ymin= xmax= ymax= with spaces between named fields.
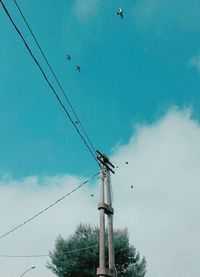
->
xmin=0 ymin=174 xmax=99 ymax=276
xmin=112 ymin=107 xmax=200 ymax=276
xmin=189 ymin=52 xmax=200 ymax=72
xmin=0 ymin=107 xmax=200 ymax=276
xmin=73 ymin=0 xmax=100 ymax=21
xmin=132 ymin=0 xmax=200 ymax=31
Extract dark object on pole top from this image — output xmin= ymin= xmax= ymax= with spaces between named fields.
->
xmin=96 ymin=150 xmax=115 ymax=174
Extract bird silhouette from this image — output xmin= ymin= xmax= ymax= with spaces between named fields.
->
xmin=66 ymin=54 xmax=72 ymax=61
xmin=76 ymin=65 xmax=81 ymax=72
xmin=117 ymin=7 xmax=123 ymax=19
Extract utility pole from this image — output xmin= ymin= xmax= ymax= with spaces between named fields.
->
xmin=96 ymin=150 xmax=117 ymax=277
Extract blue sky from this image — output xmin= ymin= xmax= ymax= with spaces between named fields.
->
xmin=1 ymin=1 xmax=200 ymax=276
xmin=1 ymin=0 xmax=200 ymax=178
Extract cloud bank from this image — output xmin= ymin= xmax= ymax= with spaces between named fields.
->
xmin=0 ymin=107 xmax=200 ymax=276
xmin=112 ymin=107 xmax=200 ymax=277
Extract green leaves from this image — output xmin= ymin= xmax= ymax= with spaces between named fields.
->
xmin=47 ymin=223 xmax=146 ymax=277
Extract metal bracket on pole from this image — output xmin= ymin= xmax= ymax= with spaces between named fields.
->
xmin=96 ymin=150 xmax=115 ymax=174
xmin=97 ymin=267 xmax=114 ymax=276
xmin=98 ymin=203 xmax=114 ymax=215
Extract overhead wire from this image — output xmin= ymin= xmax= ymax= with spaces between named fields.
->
xmin=0 ymin=241 xmax=111 ymax=258
xmin=0 ymin=243 xmax=100 ymax=258
xmin=0 ymin=0 xmax=99 ymax=166
xmin=0 ymin=172 xmax=99 ymax=240
xmin=12 ymin=0 xmax=97 ymax=155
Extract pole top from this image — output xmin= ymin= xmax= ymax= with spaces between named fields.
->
xmin=96 ymin=150 xmax=115 ymax=174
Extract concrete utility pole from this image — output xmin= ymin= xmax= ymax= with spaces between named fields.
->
xmin=96 ymin=150 xmax=116 ymax=277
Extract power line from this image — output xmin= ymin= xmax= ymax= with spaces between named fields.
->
xmin=0 ymin=0 xmax=99 ymax=166
xmin=13 ymin=0 xmax=96 ymax=155
xmin=0 ymin=241 xmax=112 ymax=258
xmin=0 ymin=243 xmax=100 ymax=258
xmin=0 ymin=172 xmax=99 ymax=240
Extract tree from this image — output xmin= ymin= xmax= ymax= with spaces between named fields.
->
xmin=47 ymin=223 xmax=146 ymax=277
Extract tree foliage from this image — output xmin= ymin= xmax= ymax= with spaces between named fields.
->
xmin=47 ymin=223 xmax=146 ymax=277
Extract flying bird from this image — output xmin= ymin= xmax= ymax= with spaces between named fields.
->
xmin=76 ymin=65 xmax=81 ymax=72
xmin=66 ymin=54 xmax=72 ymax=61
xmin=117 ymin=7 xmax=123 ymax=19
xmin=125 ymin=161 xmax=128 ymax=164
xmin=91 ymin=194 xmax=94 ymax=197
xmin=131 ymin=185 xmax=133 ymax=189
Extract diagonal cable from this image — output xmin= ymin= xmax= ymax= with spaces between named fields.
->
xmin=0 ymin=0 xmax=99 ymax=166
xmin=0 ymin=172 xmax=99 ymax=240
xmin=0 ymin=241 xmax=112 ymax=258
xmin=13 ymin=0 xmax=97 ymax=155
xmin=0 ymin=243 xmax=100 ymax=258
